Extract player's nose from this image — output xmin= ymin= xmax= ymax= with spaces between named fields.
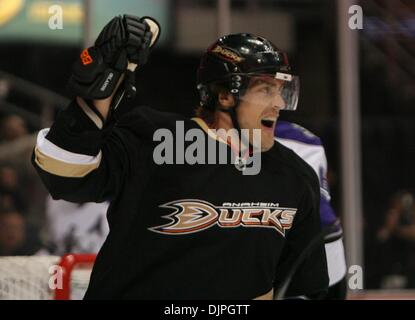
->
xmin=271 ymin=94 xmax=285 ymax=110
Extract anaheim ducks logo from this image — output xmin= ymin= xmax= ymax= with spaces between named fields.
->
xmin=210 ymin=45 xmax=244 ymax=63
xmin=149 ymin=200 xmax=297 ymax=237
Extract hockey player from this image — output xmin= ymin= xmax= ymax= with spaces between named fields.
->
xmin=32 ymin=15 xmax=328 ymax=299
xmin=40 ymin=196 xmax=109 ymax=255
xmin=275 ymin=121 xmax=347 ymax=299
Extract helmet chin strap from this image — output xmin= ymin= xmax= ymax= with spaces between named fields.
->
xmin=217 ymin=107 xmax=240 ymax=131
xmin=217 ymin=99 xmax=251 ymax=159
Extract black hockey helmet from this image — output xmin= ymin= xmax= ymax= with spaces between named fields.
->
xmin=197 ymin=33 xmax=299 ymax=111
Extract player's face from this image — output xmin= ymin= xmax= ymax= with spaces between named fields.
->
xmin=237 ymin=76 xmax=285 ymax=151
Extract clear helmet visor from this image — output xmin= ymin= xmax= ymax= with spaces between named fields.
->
xmin=238 ymin=73 xmax=300 ymax=111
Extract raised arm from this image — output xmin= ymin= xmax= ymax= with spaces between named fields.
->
xmin=32 ymin=15 xmax=159 ymax=203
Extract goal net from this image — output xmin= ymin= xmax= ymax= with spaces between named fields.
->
xmin=0 ymin=254 xmax=96 ymax=300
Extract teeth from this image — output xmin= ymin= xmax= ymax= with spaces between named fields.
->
xmin=262 ymin=117 xmax=276 ymax=122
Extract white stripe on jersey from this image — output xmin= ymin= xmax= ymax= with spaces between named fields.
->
xmin=325 ymin=238 xmax=347 ymax=286
xmin=36 ymin=128 xmax=101 ymax=165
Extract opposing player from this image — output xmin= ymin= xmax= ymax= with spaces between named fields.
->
xmin=39 ymin=196 xmax=109 ymax=255
xmin=275 ymin=121 xmax=347 ymax=299
xmin=32 ymin=15 xmax=328 ymax=299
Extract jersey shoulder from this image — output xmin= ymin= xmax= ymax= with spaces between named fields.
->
xmin=275 ymin=120 xmax=322 ymax=146
xmin=274 ymin=121 xmax=328 ymax=180
xmin=116 ymin=106 xmax=191 ymax=140
xmin=268 ymin=139 xmax=321 ymax=205
xmin=121 ymin=105 xmax=188 ymax=128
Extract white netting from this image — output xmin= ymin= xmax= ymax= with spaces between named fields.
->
xmin=0 ymin=256 xmax=93 ymax=300
xmin=69 ymin=266 xmax=93 ymax=300
xmin=0 ymin=256 xmax=59 ymax=300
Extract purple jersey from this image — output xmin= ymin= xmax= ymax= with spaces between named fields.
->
xmin=275 ymin=121 xmax=342 ymax=240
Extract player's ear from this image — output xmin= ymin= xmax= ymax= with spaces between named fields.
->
xmin=218 ymin=91 xmax=235 ymax=109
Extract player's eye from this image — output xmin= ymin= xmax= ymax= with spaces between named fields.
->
xmin=259 ymin=85 xmax=272 ymax=94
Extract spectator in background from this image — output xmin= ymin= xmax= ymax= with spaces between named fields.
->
xmin=376 ymin=190 xmax=415 ymax=288
xmin=0 ymin=205 xmax=41 ymax=256
xmin=0 ymin=165 xmax=27 ymax=214
xmin=0 ymin=114 xmax=48 ymax=231
xmin=0 ymin=114 xmax=28 ymax=142
xmin=0 ymin=114 xmax=106 ymax=256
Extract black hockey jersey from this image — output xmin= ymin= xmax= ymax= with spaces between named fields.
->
xmin=32 ymin=100 xmax=328 ymax=299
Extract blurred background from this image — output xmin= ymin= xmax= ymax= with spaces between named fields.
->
xmin=0 ymin=0 xmax=414 ymax=298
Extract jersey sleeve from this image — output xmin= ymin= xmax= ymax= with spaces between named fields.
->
xmin=274 ymin=175 xmax=329 ymax=299
xmin=32 ymin=99 xmax=148 ymax=203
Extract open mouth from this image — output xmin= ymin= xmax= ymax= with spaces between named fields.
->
xmin=261 ymin=119 xmax=276 ymax=129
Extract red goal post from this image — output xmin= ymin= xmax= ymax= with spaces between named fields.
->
xmin=55 ymin=254 xmax=96 ymax=300
xmin=0 ymin=254 xmax=96 ymax=300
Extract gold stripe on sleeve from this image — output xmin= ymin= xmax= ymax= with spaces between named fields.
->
xmin=34 ymin=147 xmax=101 ymax=178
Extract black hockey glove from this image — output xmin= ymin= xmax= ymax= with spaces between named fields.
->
xmin=67 ymin=15 xmax=157 ymax=101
